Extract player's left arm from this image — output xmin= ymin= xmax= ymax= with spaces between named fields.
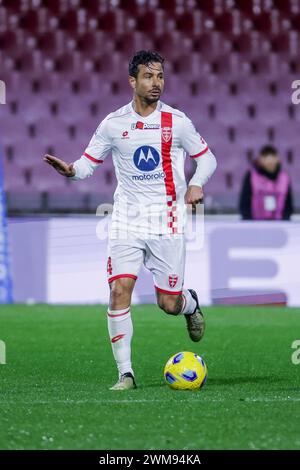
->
xmin=180 ymin=116 xmax=217 ymax=204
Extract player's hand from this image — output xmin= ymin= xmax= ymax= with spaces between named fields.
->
xmin=43 ymin=154 xmax=75 ymax=177
xmin=184 ymin=185 xmax=204 ymax=205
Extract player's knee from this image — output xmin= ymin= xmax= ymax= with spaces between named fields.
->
xmin=157 ymin=297 xmax=180 ymax=316
xmin=110 ymin=280 xmax=131 ymax=306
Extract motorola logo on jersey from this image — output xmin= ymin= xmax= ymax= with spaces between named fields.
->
xmin=133 ymin=146 xmax=160 ymax=172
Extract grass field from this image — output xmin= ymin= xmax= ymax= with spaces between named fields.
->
xmin=0 ymin=304 xmax=300 ymax=450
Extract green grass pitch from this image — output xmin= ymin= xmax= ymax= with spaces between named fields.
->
xmin=0 ymin=304 xmax=300 ymax=450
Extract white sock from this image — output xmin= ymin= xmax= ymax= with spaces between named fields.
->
xmin=107 ymin=307 xmax=134 ymax=377
xmin=180 ymin=289 xmax=197 ymax=315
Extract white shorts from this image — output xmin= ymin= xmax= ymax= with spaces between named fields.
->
xmin=107 ymin=234 xmax=186 ymax=295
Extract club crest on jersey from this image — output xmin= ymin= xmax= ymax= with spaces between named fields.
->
xmin=162 ymin=126 xmax=172 ymax=143
xmin=133 ymin=146 xmax=160 ymax=172
xmin=168 ymin=274 xmax=178 ymax=288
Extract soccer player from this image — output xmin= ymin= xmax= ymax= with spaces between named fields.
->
xmin=44 ymin=51 xmax=217 ymax=390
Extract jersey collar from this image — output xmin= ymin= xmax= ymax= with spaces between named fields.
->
xmin=130 ymin=100 xmax=162 ymax=120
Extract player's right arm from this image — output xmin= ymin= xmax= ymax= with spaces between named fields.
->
xmin=43 ymin=154 xmax=76 ymax=177
xmin=43 ymin=117 xmax=112 ymax=180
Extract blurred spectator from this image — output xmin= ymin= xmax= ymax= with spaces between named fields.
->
xmin=239 ymin=145 xmax=293 ymax=220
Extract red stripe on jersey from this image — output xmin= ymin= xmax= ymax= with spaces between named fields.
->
xmin=161 ymin=112 xmax=176 ymax=202
xmin=83 ymin=152 xmax=103 ymax=163
xmin=190 ymin=146 xmax=209 ymax=158
xmin=108 ymin=274 xmax=138 ymax=283
xmin=155 ymin=286 xmax=182 ymax=295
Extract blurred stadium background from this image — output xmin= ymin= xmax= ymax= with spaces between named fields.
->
xmin=0 ymin=0 xmax=300 ymax=304
xmin=1 ymin=1 xmax=300 ymax=452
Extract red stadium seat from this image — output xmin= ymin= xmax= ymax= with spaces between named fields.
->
xmin=1 ymin=0 xmax=25 ymax=11
xmin=118 ymin=0 xmax=139 ymax=15
xmin=272 ymin=31 xmax=300 ymax=57
xmin=158 ymin=0 xmax=178 ymax=11
xmin=154 ymin=31 xmax=190 ymax=61
xmin=176 ymin=11 xmax=195 ymax=34
xmin=291 ymin=13 xmax=300 ymax=30
xmin=193 ymin=31 xmax=231 ymax=58
xmin=235 ymin=0 xmax=261 ymax=16
xmin=37 ymin=31 xmax=66 ymax=56
xmin=97 ymin=10 xmax=119 ymax=33
xmin=196 ymin=0 xmax=220 ymax=15
xmin=59 ymin=9 xmax=79 ymax=32
xmin=136 ymin=10 xmax=157 ymax=33
xmin=214 ymin=10 xmax=243 ymax=34
xmin=231 ymin=32 xmax=271 ymax=58
xmin=79 ymin=0 xmax=101 ymax=15
xmin=115 ymin=31 xmax=154 ymax=55
xmin=0 ymin=31 xmax=18 ymax=51
xmin=272 ymin=0 xmax=294 ymax=14
xmin=252 ymin=11 xmax=280 ymax=35
xmin=40 ymin=0 xmax=67 ymax=15
xmin=19 ymin=9 xmax=48 ymax=33
xmin=54 ymin=51 xmax=82 ymax=73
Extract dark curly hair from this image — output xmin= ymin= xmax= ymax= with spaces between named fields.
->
xmin=128 ymin=50 xmax=165 ymax=78
xmin=260 ymin=145 xmax=278 ymax=156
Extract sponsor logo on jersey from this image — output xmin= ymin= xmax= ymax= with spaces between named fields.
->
xmin=168 ymin=274 xmax=178 ymax=288
xmin=131 ymin=121 xmax=160 ymax=130
xmin=122 ymin=131 xmax=129 ymax=139
xmin=162 ymin=126 xmax=172 ymax=143
xmin=133 ymin=146 xmax=160 ymax=172
xmin=131 ymin=171 xmax=165 ymax=181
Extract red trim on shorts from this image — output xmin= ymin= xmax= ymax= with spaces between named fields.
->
xmin=108 ymin=274 xmax=138 ymax=283
xmin=107 ymin=308 xmax=130 ymax=318
xmin=83 ymin=152 xmax=103 ymax=163
xmin=155 ymin=286 xmax=182 ymax=295
xmin=190 ymin=146 xmax=209 ymax=158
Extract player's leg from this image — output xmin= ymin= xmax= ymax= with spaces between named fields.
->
xmin=156 ymin=289 xmax=205 ymax=342
xmin=108 ymin=277 xmax=136 ymax=390
xmin=145 ymin=235 xmax=205 ymax=342
xmin=106 ymin=239 xmax=144 ymax=390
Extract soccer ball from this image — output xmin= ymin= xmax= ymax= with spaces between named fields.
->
xmin=164 ymin=351 xmax=207 ymax=390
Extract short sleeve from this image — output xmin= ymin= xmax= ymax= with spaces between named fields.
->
xmin=180 ymin=115 xmax=209 ymax=158
xmin=83 ymin=118 xmax=112 ymax=164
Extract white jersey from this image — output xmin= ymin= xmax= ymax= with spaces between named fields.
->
xmin=73 ymin=100 xmax=212 ymax=236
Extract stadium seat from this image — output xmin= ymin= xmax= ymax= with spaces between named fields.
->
xmin=272 ymin=0 xmax=294 ymax=14
xmin=40 ymin=0 xmax=67 ymax=15
xmin=214 ymin=10 xmax=243 ymax=34
xmin=1 ymin=0 xmax=25 ymax=11
xmin=19 ymin=9 xmax=49 ymax=33
xmin=37 ymin=31 xmax=66 ymax=56
xmin=193 ymin=32 xmax=231 ymax=59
